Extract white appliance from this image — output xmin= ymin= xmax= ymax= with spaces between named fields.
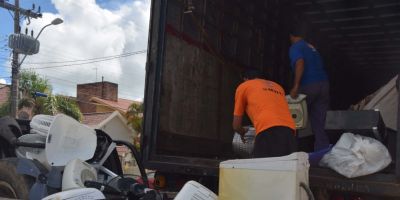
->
xmin=43 ymin=114 xmax=97 ymax=166
xmin=232 ymin=127 xmax=256 ymax=158
xmin=42 ymin=188 xmax=105 ymax=200
xmin=174 ymin=181 xmax=217 ymax=200
xmin=219 ymin=152 xmax=310 ymax=200
xmin=30 ymin=114 xmax=55 ymax=136
xmin=286 ymin=94 xmax=308 ymax=129
xmin=62 ymin=159 xmax=98 ymax=191
xmin=360 ymin=75 xmax=398 ymax=131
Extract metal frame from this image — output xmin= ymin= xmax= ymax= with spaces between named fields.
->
xmin=142 ymin=0 xmax=223 ymax=176
xmin=396 ymin=74 xmax=400 ymax=179
xmin=297 ymin=0 xmax=400 ymax=70
xmin=310 ymin=168 xmax=400 ymax=197
xmin=141 ymin=0 xmax=291 ymax=176
xmin=142 ymin=0 xmax=400 ymax=195
xmin=142 ymin=0 xmax=169 ymax=172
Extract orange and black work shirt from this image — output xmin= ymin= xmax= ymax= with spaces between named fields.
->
xmin=234 ymin=79 xmax=296 ymax=135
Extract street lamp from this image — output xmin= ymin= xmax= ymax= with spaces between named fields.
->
xmin=9 ymin=17 xmax=63 ymax=118
xmin=18 ymin=18 xmax=64 ymax=66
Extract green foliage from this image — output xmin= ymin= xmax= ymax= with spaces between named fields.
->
xmin=18 ymin=70 xmax=51 ymax=114
xmin=126 ymin=103 xmax=143 ymax=150
xmin=44 ymin=95 xmax=82 ymax=121
xmin=0 ymin=102 xmax=10 ymax=117
xmin=125 ymin=103 xmax=143 ymax=133
xmin=19 ymin=70 xmax=51 ymax=97
xmin=15 ymin=70 xmax=82 ymax=121
xmin=18 ymin=98 xmax=34 ymax=110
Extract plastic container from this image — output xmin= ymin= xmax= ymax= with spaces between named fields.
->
xmin=45 ymin=114 xmax=97 ymax=166
xmin=174 ymin=181 xmax=217 ymax=200
xmin=62 ymin=159 xmax=97 ymax=191
xmin=42 ymin=188 xmax=105 ymax=200
xmin=286 ymin=94 xmax=308 ymax=129
xmin=219 ymin=152 xmax=310 ymax=200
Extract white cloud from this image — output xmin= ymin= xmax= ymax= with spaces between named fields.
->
xmin=0 ymin=79 xmax=6 ymax=84
xmin=19 ymin=0 xmax=151 ymax=100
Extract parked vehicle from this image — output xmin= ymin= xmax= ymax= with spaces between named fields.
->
xmin=142 ymin=0 xmax=400 ymax=198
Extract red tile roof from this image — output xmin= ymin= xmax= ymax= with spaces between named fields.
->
xmin=82 ymin=112 xmax=113 ymax=127
xmin=90 ymin=97 xmax=141 ymax=113
xmin=0 ymin=84 xmax=10 ymax=105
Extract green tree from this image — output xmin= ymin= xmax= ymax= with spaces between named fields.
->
xmin=0 ymin=70 xmax=83 ymax=121
xmin=0 ymin=102 xmax=10 ymax=117
xmin=44 ymin=95 xmax=82 ymax=121
xmin=126 ymin=103 xmax=143 ymax=149
xmin=18 ymin=70 xmax=52 ymax=114
xmin=126 ymin=103 xmax=143 ymax=133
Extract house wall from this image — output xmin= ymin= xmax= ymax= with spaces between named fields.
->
xmin=77 ymin=81 xmax=118 ymax=113
xmin=99 ymin=116 xmax=134 ymax=143
xmin=0 ymin=86 xmax=10 ymax=106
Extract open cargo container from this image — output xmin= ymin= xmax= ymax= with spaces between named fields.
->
xmin=143 ymin=0 xmax=400 ymax=197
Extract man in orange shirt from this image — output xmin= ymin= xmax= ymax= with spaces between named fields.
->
xmin=233 ymin=70 xmax=297 ymax=158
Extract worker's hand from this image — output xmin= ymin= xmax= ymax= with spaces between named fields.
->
xmin=290 ymin=86 xmax=299 ymax=99
xmin=240 ymin=134 xmax=247 ymax=144
xmin=239 ymin=127 xmax=249 ymax=143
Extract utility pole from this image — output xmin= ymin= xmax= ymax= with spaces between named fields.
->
xmin=0 ymin=0 xmax=42 ymax=118
xmin=10 ymin=0 xmax=20 ymax=118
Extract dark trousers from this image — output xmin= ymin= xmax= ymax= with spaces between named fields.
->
xmin=253 ymin=126 xmax=297 ymax=158
xmin=300 ymin=81 xmax=330 ymax=151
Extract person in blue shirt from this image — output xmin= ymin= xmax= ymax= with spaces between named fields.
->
xmin=289 ymin=29 xmax=330 ymax=151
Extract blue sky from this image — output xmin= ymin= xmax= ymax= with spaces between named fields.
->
xmin=0 ymin=0 xmax=151 ymax=100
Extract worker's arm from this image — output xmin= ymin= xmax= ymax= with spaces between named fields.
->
xmin=233 ymin=115 xmax=248 ymax=143
xmin=233 ymin=116 xmax=246 ymax=134
xmin=290 ymin=58 xmax=305 ymax=99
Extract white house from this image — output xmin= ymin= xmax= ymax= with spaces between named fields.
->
xmin=82 ymin=111 xmax=136 ymax=143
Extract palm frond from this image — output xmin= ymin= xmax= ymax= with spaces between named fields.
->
xmin=18 ymin=97 xmax=34 ymax=109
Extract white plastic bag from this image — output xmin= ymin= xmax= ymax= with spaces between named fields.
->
xmin=320 ymin=133 xmax=391 ymax=178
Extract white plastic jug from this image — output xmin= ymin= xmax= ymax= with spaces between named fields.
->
xmin=219 ymin=152 xmax=310 ymax=200
xmin=174 ymin=181 xmax=217 ymax=200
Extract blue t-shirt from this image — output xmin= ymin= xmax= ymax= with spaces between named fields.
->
xmin=289 ymin=40 xmax=328 ymax=86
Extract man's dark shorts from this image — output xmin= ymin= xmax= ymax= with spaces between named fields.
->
xmin=253 ymin=126 xmax=297 ymax=158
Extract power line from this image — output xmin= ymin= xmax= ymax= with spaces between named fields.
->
xmin=26 ymin=50 xmax=147 ymax=69
xmin=0 ymin=57 xmax=11 ymax=61
xmin=0 ymin=49 xmax=148 ymax=66
xmin=25 ymin=50 xmax=147 ymax=64
xmin=40 ymin=74 xmax=144 ymax=99
xmin=25 ymin=65 xmax=142 ymax=88
xmin=33 ymin=44 xmax=108 ymax=63
xmin=7 ymin=9 xmax=13 ymax=19
xmin=36 ymin=65 xmax=143 ymax=82
xmin=44 ymin=74 xmax=143 ymax=97
xmin=24 ymin=46 xmax=79 ymax=62
xmin=27 ymin=64 xmax=144 ymax=86
xmin=38 ymin=77 xmax=144 ymax=100
xmin=3 ymin=67 xmax=144 ymax=99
